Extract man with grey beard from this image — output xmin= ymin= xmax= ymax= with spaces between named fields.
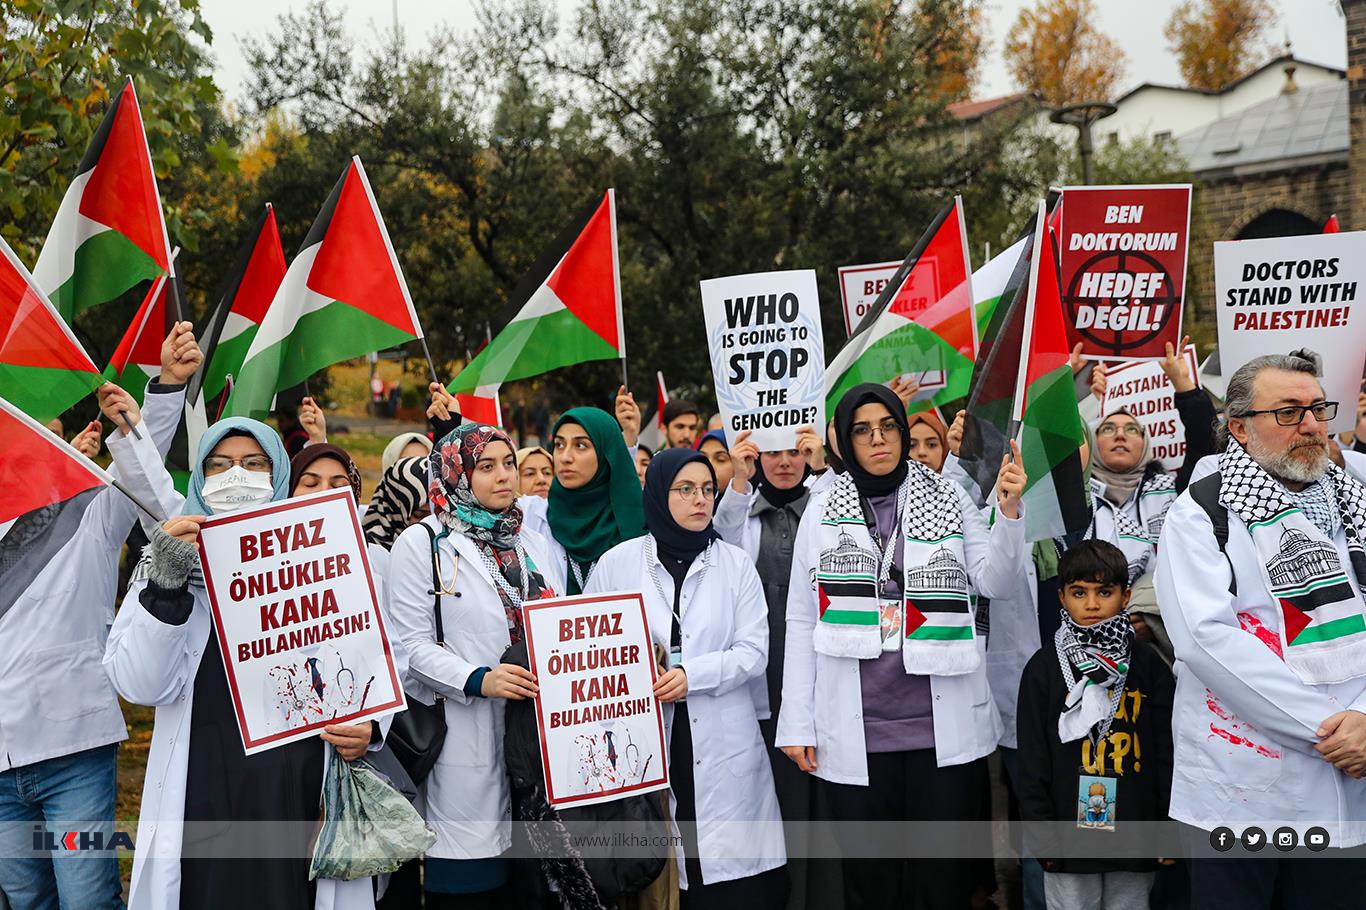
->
xmin=1155 ymin=352 xmax=1366 ymax=908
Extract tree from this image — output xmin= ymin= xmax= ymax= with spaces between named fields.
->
xmin=1164 ymin=0 xmax=1277 ymax=91
xmin=1003 ymin=0 xmax=1126 ymax=106
xmin=0 ymin=0 xmax=222 ymax=262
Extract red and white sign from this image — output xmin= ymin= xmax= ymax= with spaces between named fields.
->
xmin=1057 ymin=185 xmax=1192 ymax=362
xmin=522 ymin=591 xmax=669 ymax=808
xmin=837 ymin=260 xmax=901 ymax=337
xmin=1098 ymin=347 xmax=1200 ymax=472
xmin=197 ymin=489 xmax=406 ymax=755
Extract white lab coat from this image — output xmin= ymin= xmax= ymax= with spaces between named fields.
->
xmin=1156 ymin=489 xmax=1366 ymax=844
xmin=0 ymin=383 xmax=182 ymax=771
xmin=103 ymin=447 xmax=408 ymax=909
xmin=384 ymin=517 xmax=565 ymax=859
xmin=518 ymin=493 xmax=569 ymax=578
xmin=584 ymin=535 xmax=786 ymax=888
xmin=776 ymin=475 xmax=1028 ymax=784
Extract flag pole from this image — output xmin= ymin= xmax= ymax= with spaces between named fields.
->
xmin=418 ymin=336 xmax=440 ymax=386
xmin=620 ymin=356 xmax=629 ymax=392
xmin=107 ymin=475 xmax=167 ymax=524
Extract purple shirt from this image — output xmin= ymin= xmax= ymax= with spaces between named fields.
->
xmin=858 ymin=490 xmax=935 ymax=753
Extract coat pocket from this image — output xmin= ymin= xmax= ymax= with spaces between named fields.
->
xmin=32 ymin=638 xmax=112 ymax=722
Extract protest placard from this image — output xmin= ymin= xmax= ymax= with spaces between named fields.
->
xmin=1215 ymin=231 xmax=1366 ymax=433
xmin=837 ymin=260 xmax=900 ymax=337
xmin=701 ymin=269 xmax=827 ymax=450
xmin=1098 ymin=347 xmax=1200 ymax=471
xmin=197 ymin=488 xmax=406 ymax=755
xmin=1058 ymin=185 xmax=1192 ymax=362
xmin=522 ymin=591 xmax=669 ymax=809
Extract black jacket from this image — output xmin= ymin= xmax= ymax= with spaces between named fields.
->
xmin=1016 ymin=640 xmax=1175 ymax=873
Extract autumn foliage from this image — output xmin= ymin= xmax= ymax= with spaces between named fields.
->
xmin=1004 ymin=0 xmax=1126 ymax=106
xmin=1165 ymin=0 xmax=1278 ymax=91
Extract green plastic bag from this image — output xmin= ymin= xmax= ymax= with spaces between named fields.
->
xmin=309 ymin=747 xmax=437 ymax=882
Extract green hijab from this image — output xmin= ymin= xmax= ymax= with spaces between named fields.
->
xmin=547 ymin=407 xmax=647 ymax=592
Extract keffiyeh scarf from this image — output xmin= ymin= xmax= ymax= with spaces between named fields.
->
xmin=1219 ymin=439 xmax=1366 ymax=684
xmin=814 ymin=461 xmax=979 ymax=676
xmin=1055 ymin=611 xmax=1133 ymax=743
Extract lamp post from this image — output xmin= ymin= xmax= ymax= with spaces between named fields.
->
xmin=1050 ymin=101 xmax=1118 ymax=185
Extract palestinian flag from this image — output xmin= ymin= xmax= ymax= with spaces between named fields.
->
xmin=971 ymin=237 xmax=1028 ymax=345
xmin=33 ymin=78 xmax=173 ymax=323
xmin=456 ymin=385 xmax=503 ymax=427
xmin=0 ymin=235 xmax=104 ymax=422
xmin=1324 ymin=214 xmax=1341 ymax=234
xmin=225 ymin=158 xmax=424 ymax=419
xmin=825 ymin=197 xmax=976 ymax=414
xmin=192 ymin=205 xmax=287 ymax=405
xmin=637 ymin=370 xmax=669 ymax=451
xmin=103 ymin=248 xmax=182 ymax=404
xmin=0 ymin=395 xmax=115 ymax=617
xmin=959 ymin=201 xmax=1088 ymax=542
xmin=450 ymin=189 xmax=624 ymax=393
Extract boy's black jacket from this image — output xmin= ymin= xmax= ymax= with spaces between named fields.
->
xmin=1016 ymin=639 xmax=1175 ymax=873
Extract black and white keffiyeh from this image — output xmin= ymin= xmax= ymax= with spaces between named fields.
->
xmin=1054 ymin=610 xmax=1134 ymax=743
xmin=814 ymin=459 xmax=980 ymax=675
xmin=1219 ymin=439 xmax=1366 ymax=684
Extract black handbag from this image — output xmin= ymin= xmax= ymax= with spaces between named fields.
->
xmin=386 ymin=523 xmax=449 ymax=785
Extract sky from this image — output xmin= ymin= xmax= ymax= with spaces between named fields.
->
xmin=200 ymin=0 xmax=1350 ymax=106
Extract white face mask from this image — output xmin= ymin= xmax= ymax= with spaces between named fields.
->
xmin=200 ymin=465 xmax=275 ymax=513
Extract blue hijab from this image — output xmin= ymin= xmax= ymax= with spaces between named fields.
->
xmin=184 ymin=417 xmax=291 ymax=515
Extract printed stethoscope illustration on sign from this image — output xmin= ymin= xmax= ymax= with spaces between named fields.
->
xmin=263 ymin=646 xmax=375 ymax=731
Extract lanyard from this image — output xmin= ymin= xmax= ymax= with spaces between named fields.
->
xmin=645 ymin=535 xmax=711 ymax=630
xmin=867 ymin=477 xmax=910 ymax=597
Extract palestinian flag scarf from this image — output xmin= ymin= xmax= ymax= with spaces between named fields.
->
xmin=814 ymin=461 xmax=979 ymax=675
xmin=1220 ymin=439 xmax=1366 ymax=684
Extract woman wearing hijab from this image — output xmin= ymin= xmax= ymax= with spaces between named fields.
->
xmin=778 ymin=384 xmax=1027 ymax=910
xmin=586 ymin=448 xmax=787 ymax=907
xmin=520 ymin=407 xmax=646 ymax=594
xmin=905 ymin=411 xmax=949 ymax=473
xmin=694 ymin=428 xmax=734 ymax=494
xmin=515 ymin=446 xmax=553 ymax=498
xmin=713 ymin=425 xmax=835 ymax=910
xmin=383 ymin=431 xmax=433 ymax=472
xmin=363 ymin=456 xmax=431 ymax=553
xmin=634 ymin=445 xmax=653 ymax=486
xmin=385 ymin=422 xmax=564 ymax=909
xmin=104 ymin=418 xmax=385 ymax=910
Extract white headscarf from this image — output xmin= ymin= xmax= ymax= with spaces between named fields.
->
xmin=382 ymin=432 xmax=432 ymax=471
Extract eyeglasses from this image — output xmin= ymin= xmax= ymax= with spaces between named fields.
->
xmin=1096 ymin=423 xmax=1145 ymax=438
xmin=1236 ymin=401 xmax=1339 ymax=426
xmin=203 ymin=454 xmax=273 ymax=475
xmin=850 ymin=419 xmax=901 ymax=443
xmin=669 ymin=482 xmax=717 ymax=501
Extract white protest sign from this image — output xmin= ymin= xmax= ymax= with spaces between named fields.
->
xmin=1215 ymin=231 xmax=1366 ymax=433
xmin=837 ymin=260 xmax=900 ymax=336
xmin=701 ymin=269 xmax=826 ymax=450
xmin=1098 ymin=347 xmax=1200 ymax=471
xmin=197 ymin=488 xmax=406 ymax=755
xmin=522 ymin=592 xmax=669 ymax=808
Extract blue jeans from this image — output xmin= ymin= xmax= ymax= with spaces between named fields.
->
xmin=0 ymin=744 xmax=122 ymax=910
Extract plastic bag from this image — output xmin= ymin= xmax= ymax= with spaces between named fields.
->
xmin=309 ymin=746 xmax=438 ymax=882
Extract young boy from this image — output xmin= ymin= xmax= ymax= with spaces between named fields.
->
xmin=1016 ymin=539 xmax=1175 ymax=909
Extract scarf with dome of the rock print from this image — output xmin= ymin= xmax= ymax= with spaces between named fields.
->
xmin=813 ymin=460 xmax=979 ymax=676
xmin=1219 ymin=438 xmax=1366 ymax=684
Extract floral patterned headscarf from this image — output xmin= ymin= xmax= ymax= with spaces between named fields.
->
xmin=428 ymin=422 xmax=523 ymax=549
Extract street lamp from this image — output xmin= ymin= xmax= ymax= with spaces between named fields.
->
xmin=1050 ymin=101 xmax=1118 ymax=185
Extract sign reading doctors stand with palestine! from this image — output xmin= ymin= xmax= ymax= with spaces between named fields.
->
xmin=701 ymin=269 xmax=827 ymax=451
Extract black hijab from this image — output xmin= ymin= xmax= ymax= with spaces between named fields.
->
xmin=833 ymin=383 xmax=910 ymax=497
xmin=643 ymin=448 xmax=721 ymax=562
xmin=755 ymin=456 xmax=810 ymax=508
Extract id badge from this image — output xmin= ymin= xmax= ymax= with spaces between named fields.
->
xmin=1076 ymin=771 xmax=1117 ymax=831
xmin=669 ymin=645 xmax=683 ymax=669
xmin=879 ymin=599 xmax=902 ymax=652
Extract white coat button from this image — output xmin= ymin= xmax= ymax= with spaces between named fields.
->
xmin=191 ymin=650 xmax=200 ymax=658
xmin=854 ymin=712 xmax=861 ymax=719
